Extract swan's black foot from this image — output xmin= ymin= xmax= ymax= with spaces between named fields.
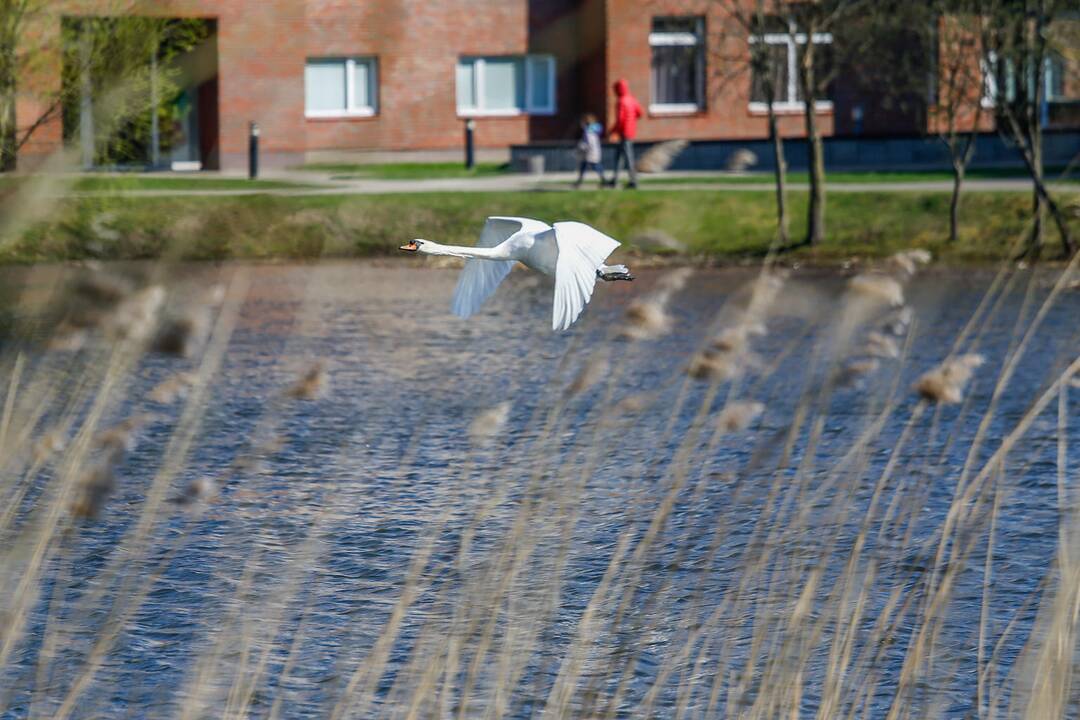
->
xmin=597 ymin=269 xmax=635 ymax=282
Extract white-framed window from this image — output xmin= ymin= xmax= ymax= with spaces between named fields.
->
xmin=749 ymin=24 xmax=834 ymax=112
xmin=982 ymin=51 xmax=1065 ymax=109
xmin=305 ymin=57 xmax=378 ymax=118
xmin=981 ymin=50 xmax=1010 ymax=108
xmin=1044 ymin=52 xmax=1066 ymax=102
xmin=455 ymin=55 xmax=555 ymax=116
xmin=649 ymin=16 xmax=705 ymax=114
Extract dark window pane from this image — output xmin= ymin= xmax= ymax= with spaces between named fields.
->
xmin=653 ymin=16 xmax=699 ymax=35
xmin=750 ymin=43 xmax=788 ymax=103
xmin=817 ymin=42 xmax=836 ymax=102
xmin=652 ymin=45 xmax=700 ymax=105
xmin=792 ymin=40 xmax=833 ymax=102
xmin=750 ymin=14 xmax=788 ymax=35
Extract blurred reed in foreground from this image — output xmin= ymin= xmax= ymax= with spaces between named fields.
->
xmin=0 ymin=191 xmax=1078 ymax=720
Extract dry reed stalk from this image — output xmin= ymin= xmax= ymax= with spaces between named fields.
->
xmin=608 ymin=389 xmax=783 ymax=715
xmin=704 ymin=318 xmax=918 ymax=716
xmin=454 ymin=378 xmax=631 ymax=714
xmin=568 ymin=378 xmax=710 ymax=715
xmin=564 ymin=351 xmax=609 ymax=398
xmin=0 ymin=353 xmax=24 ymax=454
xmin=487 ymin=375 xmax=628 ymax=713
xmin=0 ymin=343 xmax=144 ymax=676
xmin=617 ymin=395 xmax=821 ymax=718
xmin=4 ymin=210 xmax=1078 ymax=718
xmin=177 ymin=554 xmax=265 ymax=720
xmin=1010 ymin=385 xmax=1076 ymax=719
xmin=887 ymin=357 xmax=1080 ymax=719
xmin=977 ymin=483 xmax=1002 ymax=718
xmin=334 ymin=343 xmax=582 ymax=717
xmin=572 ymin=381 xmax=743 ymax=716
xmin=921 ymin=257 xmax=1080 ymax=617
xmin=48 ymin=275 xmax=250 ymax=720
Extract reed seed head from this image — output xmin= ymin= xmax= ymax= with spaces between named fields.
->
xmin=914 ymin=354 xmax=985 ymax=403
xmin=848 ymin=274 xmax=905 ymax=308
xmin=838 ymin=358 xmax=881 ymax=387
xmin=889 ymin=249 xmax=932 ymax=276
xmin=71 ymin=463 xmax=117 ymax=519
xmin=687 ymin=349 xmax=741 ymax=382
xmin=149 ymin=372 xmax=198 ymax=405
xmin=620 ymin=300 xmax=670 ymax=340
xmin=865 ymin=331 xmax=901 ymax=359
xmin=716 ymin=401 xmax=765 ymax=432
xmin=287 ymin=361 xmax=329 ymax=400
xmin=33 ymin=430 xmax=66 ymax=464
xmin=469 ymin=401 xmax=512 ymax=444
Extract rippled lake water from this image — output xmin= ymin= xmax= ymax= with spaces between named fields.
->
xmin=0 ymin=262 xmax=1078 ymax=718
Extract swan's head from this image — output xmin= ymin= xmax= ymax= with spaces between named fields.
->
xmin=399 ymin=239 xmax=428 ymax=253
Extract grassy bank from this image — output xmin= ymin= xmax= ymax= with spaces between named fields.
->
xmin=297 ymin=161 xmax=507 ymax=179
xmin=0 ymin=175 xmax=315 ymax=192
xmin=640 ymin=166 xmax=1080 ymax=186
xmin=3 ymin=188 xmax=1077 ymax=264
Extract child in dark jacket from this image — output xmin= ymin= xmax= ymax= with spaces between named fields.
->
xmin=573 ymin=114 xmax=606 ymax=188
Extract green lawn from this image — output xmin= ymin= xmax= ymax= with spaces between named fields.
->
xmin=641 ymin=167 xmax=1080 ymax=186
xmin=74 ymin=176 xmax=315 ymax=191
xmin=3 ymin=188 xmax=1076 ymax=265
xmin=0 ymin=175 xmax=315 ymax=192
xmin=297 ymin=162 xmax=508 ymax=180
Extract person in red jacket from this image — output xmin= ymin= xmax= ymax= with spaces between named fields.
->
xmin=608 ymin=79 xmax=643 ymax=189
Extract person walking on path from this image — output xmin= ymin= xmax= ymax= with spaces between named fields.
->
xmin=573 ymin=114 xmax=607 ymax=188
xmin=608 ymin=79 xmax=643 ymax=189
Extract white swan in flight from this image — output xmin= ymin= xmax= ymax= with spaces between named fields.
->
xmin=400 ymin=216 xmax=633 ymax=331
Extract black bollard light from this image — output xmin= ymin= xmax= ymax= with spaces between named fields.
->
xmin=248 ymin=121 xmax=260 ymax=179
xmin=464 ymin=119 xmax=475 ymax=171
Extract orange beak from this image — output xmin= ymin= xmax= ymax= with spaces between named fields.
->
xmin=400 ymin=241 xmax=419 ymax=252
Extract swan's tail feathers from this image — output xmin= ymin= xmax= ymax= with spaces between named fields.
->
xmin=550 ymin=222 xmax=623 ymax=331
xmin=597 ymin=264 xmax=633 ymax=281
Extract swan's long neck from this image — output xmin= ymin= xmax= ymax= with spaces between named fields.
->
xmin=420 ymin=241 xmax=506 ymax=260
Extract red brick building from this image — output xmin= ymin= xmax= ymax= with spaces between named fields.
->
xmin=14 ymin=0 xmax=1080 ymax=171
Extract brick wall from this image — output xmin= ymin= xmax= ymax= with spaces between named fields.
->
xmin=16 ymin=0 xmax=1073 ymax=170
xmin=18 ymin=0 xmax=308 ymax=171
xmin=16 ymin=0 xmax=552 ymax=168
xmin=604 ymin=0 xmax=834 ymax=143
xmin=304 ymin=0 xmax=535 ymax=153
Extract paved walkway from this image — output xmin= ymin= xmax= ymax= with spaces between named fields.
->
xmin=52 ymin=169 xmax=1079 ymax=198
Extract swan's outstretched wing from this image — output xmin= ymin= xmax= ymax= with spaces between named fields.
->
xmin=451 ymin=217 xmax=546 ymax=318
xmin=550 ymin=221 xmax=620 ymax=331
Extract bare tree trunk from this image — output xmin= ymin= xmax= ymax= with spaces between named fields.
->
xmin=750 ymin=0 xmax=788 ymax=251
xmin=949 ymin=159 xmax=964 ymax=243
xmin=1027 ymin=0 xmax=1047 ymax=257
xmin=768 ymin=106 xmax=789 ymax=248
xmin=800 ymin=33 xmax=825 ymax=246
xmin=1002 ymin=105 xmax=1076 ymax=257
xmin=0 ymin=79 xmax=14 ymax=172
xmin=946 ymin=125 xmax=980 ymax=244
xmin=0 ymin=35 xmax=15 ymax=171
xmin=1030 ymin=117 xmax=1044 ymax=255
